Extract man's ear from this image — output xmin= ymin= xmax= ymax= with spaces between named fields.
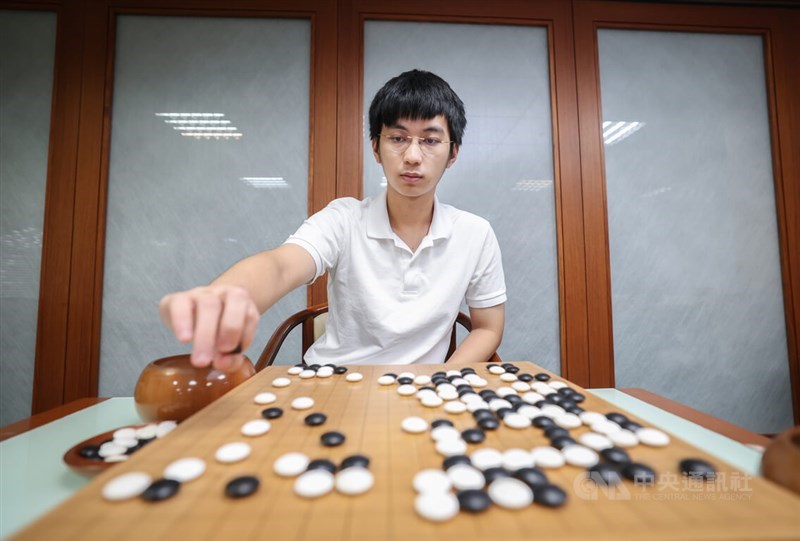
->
xmin=446 ymin=144 xmax=459 ymax=169
xmin=371 ymin=138 xmax=382 ymax=164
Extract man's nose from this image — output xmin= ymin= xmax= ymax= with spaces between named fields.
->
xmin=403 ymin=138 xmax=423 ymax=163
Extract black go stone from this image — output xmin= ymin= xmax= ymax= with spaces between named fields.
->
xmin=505 ymin=366 xmax=520 ymax=374
xmin=483 ymin=467 xmax=512 ymax=484
xmin=606 ymin=412 xmax=629 ymax=425
xmin=321 ymin=431 xmax=346 ymax=447
xmin=478 ymin=417 xmax=500 ymax=431
xmin=495 ymin=407 xmax=513 ymax=419
xmin=533 ymin=484 xmax=568 ymax=507
xmin=443 ymin=455 xmax=472 ymax=470
xmin=431 ymin=419 xmax=454 ymax=429
xmin=679 ymin=458 xmax=717 ymax=481
xmin=621 ymin=421 xmax=643 ymax=432
xmin=478 ymin=390 xmax=497 ymax=400
xmin=125 ymin=442 xmax=144 ymax=455
xmin=622 ymin=462 xmax=657 ymax=486
xmin=501 ymin=363 xmax=516 ymax=370
xmin=304 ymin=412 xmax=327 ymax=426
xmin=571 ymin=393 xmax=586 ymax=404
xmin=559 ymin=400 xmax=577 ymax=411
xmin=550 ymin=436 xmax=577 ymax=450
xmin=486 ymin=363 xmax=501 ymax=372
xmin=225 ymin=475 xmax=260 ymax=498
xmin=514 ymin=467 xmax=549 ymax=489
xmin=457 ymin=489 xmax=492 ymax=513
xmin=324 ymin=363 xmax=337 ymax=368
xmin=461 ymin=428 xmax=486 ymax=444
xmin=534 ymin=400 xmax=548 ymax=408
xmin=544 ymin=426 xmax=571 ymax=440
xmin=505 ymin=395 xmax=523 ymax=405
xmin=397 ymin=377 xmax=414 ymax=385
xmin=545 ymin=394 xmax=565 ymax=405
xmin=532 ymin=416 xmax=556 ymax=429
xmin=78 ymin=445 xmax=102 ymax=460
xmin=518 ymin=373 xmax=534 ymax=382
xmin=557 ymin=387 xmax=575 ymax=396
xmin=141 ymin=478 xmax=181 ymax=502
xmin=294 ymin=363 xmax=305 ymax=368
xmin=261 ymin=407 xmax=283 ymax=420
xmin=382 ymin=372 xmax=397 ymax=379
xmin=418 ymin=386 xmax=436 ymax=393
xmin=588 ymin=463 xmax=624 ymax=486
xmin=340 ymin=454 xmax=370 ymax=470
xmin=600 ymin=447 xmax=631 ymax=465
xmin=567 ymin=406 xmax=585 ymax=415
xmin=308 ymin=364 xmax=321 ymax=371
xmin=534 ymin=373 xmax=551 ymax=382
xmin=307 ymin=459 xmax=337 ymax=474
xmin=334 ymin=366 xmax=348 ymax=374
xmin=432 ymin=371 xmax=446 ymax=378
xmin=456 ymin=384 xmax=473 ymax=393
xmin=460 ymin=367 xmax=476 ymax=375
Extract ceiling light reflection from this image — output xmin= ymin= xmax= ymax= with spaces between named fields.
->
xmin=241 ymin=177 xmax=289 ymax=189
xmin=513 ymin=179 xmax=553 ymax=192
xmin=603 ymin=120 xmax=645 ymax=146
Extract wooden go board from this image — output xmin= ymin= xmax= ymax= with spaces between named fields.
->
xmin=13 ymin=363 xmax=800 ymax=540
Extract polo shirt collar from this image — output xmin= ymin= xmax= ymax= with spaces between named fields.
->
xmin=366 ymin=190 xmax=453 ymax=241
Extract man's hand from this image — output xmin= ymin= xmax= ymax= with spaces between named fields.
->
xmin=159 ymin=284 xmax=259 ymax=371
xmin=447 ymin=304 xmax=505 ymax=364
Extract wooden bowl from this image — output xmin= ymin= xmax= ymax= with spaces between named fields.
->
xmin=63 ymin=424 xmax=150 ymax=477
xmin=761 ymin=425 xmax=800 ymax=495
xmin=134 ymin=354 xmax=255 ymax=422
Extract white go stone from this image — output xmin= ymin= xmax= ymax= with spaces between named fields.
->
xmin=430 ymin=426 xmax=462 ymax=442
xmin=517 ymin=405 xmax=542 ymax=419
xmin=272 ymin=377 xmax=291 ymax=388
xmin=447 ymin=464 xmax=485 ymax=490
xmin=579 ymin=411 xmax=607 ymax=425
xmin=215 ymin=442 xmax=251 ymax=464
xmin=377 ymin=375 xmax=396 ymax=386
xmin=531 ymin=446 xmax=566 ymax=469
xmin=299 ymin=369 xmax=316 ymax=379
xmin=471 ymin=448 xmax=504 ymax=471
xmin=487 ymin=477 xmax=534 ymax=509
xmin=579 ymin=432 xmax=613 ymax=451
xmin=608 ymin=429 xmax=639 ymax=448
xmin=401 ymin=416 xmax=429 ymax=434
xmin=540 ymin=404 xmax=567 ymax=419
xmin=512 ymin=381 xmax=532 ymax=392
xmin=488 ymin=398 xmax=513 ymax=412
xmin=496 ymin=386 xmax=518 ymax=398
xmin=488 ymin=365 xmax=506 ymax=375
xmin=443 ymin=401 xmax=467 ymax=414
xmin=591 ymin=420 xmax=622 ymax=435
xmin=437 ymin=388 xmax=459 ymax=401
xmin=549 ymin=381 xmax=569 ymax=390
xmin=436 ymin=438 xmax=468 ymax=457
xmin=241 ymin=419 xmax=271 ymax=437
xmin=397 ymin=384 xmax=417 ymax=396
xmin=287 ymin=366 xmax=304 ymax=375
xmin=499 ymin=373 xmax=518 ymax=382
xmin=466 ymin=400 xmax=491 ymax=412
xmin=450 ymin=378 xmax=468 ymax=387
xmin=562 ymin=444 xmax=599 ymax=468
xmin=102 ymin=472 xmax=152 ymax=501
xmin=420 ymin=395 xmax=444 ymax=408
xmin=156 ymin=420 xmax=177 ymax=438
xmin=503 ymin=413 xmax=532 ymax=429
xmin=345 ymin=372 xmax=364 ymax=382
xmin=291 ymin=396 xmax=314 ymax=410
xmin=555 ymin=413 xmax=582 ymax=429
xmin=460 ymin=392 xmax=484 ymax=404
xmin=294 ymin=469 xmax=335 ymax=498
xmin=98 ymin=442 xmax=127 ymax=458
xmin=502 ymin=448 xmax=535 ymax=471
xmin=254 ymin=392 xmax=277 ymax=405
xmin=521 ymin=392 xmax=545 ymax=404
xmin=104 ymin=455 xmax=129 ymax=463
xmin=112 ymin=437 xmax=139 ymax=449
xmin=413 ymin=469 xmax=452 ymax=493
xmin=436 ymin=383 xmax=457 ymax=394
xmin=135 ymin=424 xmax=158 ymax=440
xmin=399 ymin=371 xmax=416 ymax=380
xmin=274 ymin=452 xmax=310 ymax=477
xmin=112 ymin=427 xmax=137 ymax=441
xmin=532 ymin=382 xmax=554 ymax=394
xmin=335 ymin=467 xmax=374 ymax=495
xmin=637 ymin=427 xmax=670 ymax=447
xmin=316 ymin=366 xmax=334 ymax=378
xmin=164 ymin=457 xmax=206 ymax=483
xmin=469 ymin=377 xmax=489 ymax=388
xmin=445 ymin=370 xmax=461 ymax=378
xmin=416 ymin=388 xmax=437 ymax=400
xmin=414 ymin=374 xmax=432 ymax=385
xmin=414 ymin=492 xmax=460 ymax=522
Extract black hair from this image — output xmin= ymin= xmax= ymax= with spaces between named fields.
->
xmin=368 ymin=70 xmax=466 ymax=147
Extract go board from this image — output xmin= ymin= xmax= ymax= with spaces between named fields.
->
xmin=13 ymin=362 xmax=800 ymax=540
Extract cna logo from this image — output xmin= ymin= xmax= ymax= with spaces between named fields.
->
xmin=573 ymin=472 xmax=632 ymax=501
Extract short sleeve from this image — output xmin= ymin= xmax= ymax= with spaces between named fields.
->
xmin=465 ymin=225 xmax=507 ymax=308
xmin=283 ymin=198 xmax=359 ymax=282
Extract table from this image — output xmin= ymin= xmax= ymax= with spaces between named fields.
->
xmin=2 ymin=363 xmax=797 ymax=540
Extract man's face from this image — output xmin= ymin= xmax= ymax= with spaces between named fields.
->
xmin=372 ymin=115 xmax=459 ymax=202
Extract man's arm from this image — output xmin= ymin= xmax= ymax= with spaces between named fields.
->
xmin=159 ymin=244 xmax=316 ymax=370
xmin=446 ymin=304 xmax=504 ymax=364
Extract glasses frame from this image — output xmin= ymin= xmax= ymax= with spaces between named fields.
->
xmin=378 ymin=133 xmax=454 ymax=156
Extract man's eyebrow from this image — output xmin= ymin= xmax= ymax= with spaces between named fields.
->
xmin=387 ymin=122 xmax=445 ymax=134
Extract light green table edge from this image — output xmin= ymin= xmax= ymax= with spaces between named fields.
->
xmin=0 ymin=392 xmax=764 ymax=540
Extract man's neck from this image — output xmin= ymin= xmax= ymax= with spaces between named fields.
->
xmin=386 ymin=189 xmax=435 ymax=251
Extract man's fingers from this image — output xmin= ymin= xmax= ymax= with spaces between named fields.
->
xmin=159 ymin=293 xmax=195 ymax=343
xmin=191 ymin=292 xmax=223 ymax=367
xmin=216 ymin=288 xmax=250 ymax=354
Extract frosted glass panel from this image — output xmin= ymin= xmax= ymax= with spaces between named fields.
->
xmin=101 ymin=16 xmax=310 ymax=395
xmin=599 ymin=29 xmax=792 ymax=433
xmin=364 ymin=21 xmax=559 ymax=371
xmin=0 ymin=10 xmax=56 ymax=425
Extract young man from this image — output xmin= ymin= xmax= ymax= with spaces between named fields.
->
xmin=160 ymin=70 xmax=505 ymax=370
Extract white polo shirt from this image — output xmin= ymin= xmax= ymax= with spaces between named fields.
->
xmin=284 ymin=190 xmax=506 ymax=365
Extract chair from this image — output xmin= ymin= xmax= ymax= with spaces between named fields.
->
xmin=255 ymin=303 xmax=500 ymax=370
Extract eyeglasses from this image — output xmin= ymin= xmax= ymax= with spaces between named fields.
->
xmin=379 ymin=133 xmax=453 ymax=156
